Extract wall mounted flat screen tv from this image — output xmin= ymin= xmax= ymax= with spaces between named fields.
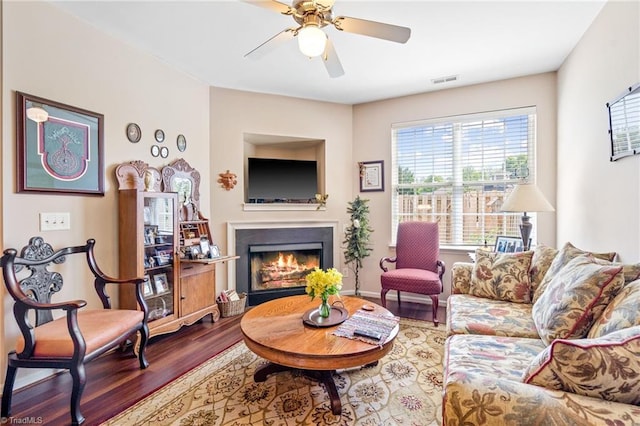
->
xmin=247 ymin=158 xmax=318 ymax=202
xmin=607 ymin=82 xmax=640 ymax=161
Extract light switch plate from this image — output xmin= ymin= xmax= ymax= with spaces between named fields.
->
xmin=40 ymin=212 xmax=71 ymax=231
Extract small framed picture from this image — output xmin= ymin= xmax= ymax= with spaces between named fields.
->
xmin=199 ymin=237 xmax=211 ymax=256
xmin=154 ymin=129 xmax=165 ymax=143
xmin=153 ymin=273 xmax=169 ymax=294
xmin=359 ymin=160 xmax=384 ymax=192
xmin=189 ymin=246 xmax=200 ymax=260
xmin=210 ymin=244 xmax=220 ymax=258
xmin=177 ymin=134 xmax=187 ymax=152
xmin=154 ymin=250 xmax=171 ymax=265
xmin=142 ymin=275 xmax=153 ymax=297
xmin=495 ymin=236 xmax=526 ymax=253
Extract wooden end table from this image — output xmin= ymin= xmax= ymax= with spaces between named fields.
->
xmin=240 ymin=295 xmax=399 ymax=415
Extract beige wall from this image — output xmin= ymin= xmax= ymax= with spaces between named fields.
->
xmin=209 ymin=87 xmax=353 ymax=292
xmin=2 ymin=1 xmax=210 ymax=388
xmin=557 ymin=0 xmax=640 ymax=261
xmin=352 ymin=73 xmax=558 ymax=302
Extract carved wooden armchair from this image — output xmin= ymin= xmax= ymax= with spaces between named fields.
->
xmin=0 ymin=237 xmax=150 ymax=425
xmin=380 ymin=221 xmax=445 ymax=326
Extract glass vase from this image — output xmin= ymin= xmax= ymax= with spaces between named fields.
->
xmin=318 ymin=294 xmax=331 ymax=318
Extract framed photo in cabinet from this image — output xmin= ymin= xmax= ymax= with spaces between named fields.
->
xmin=199 ymin=237 xmax=211 ymax=257
xmin=143 ymin=275 xmax=153 ymax=297
xmin=154 ymin=250 xmax=172 ymax=265
xmin=153 ymin=273 xmax=169 ymax=294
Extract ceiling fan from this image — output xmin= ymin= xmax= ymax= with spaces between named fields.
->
xmin=242 ymin=0 xmax=411 ymax=78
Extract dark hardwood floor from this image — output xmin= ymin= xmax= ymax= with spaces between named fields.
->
xmin=4 ymin=297 xmax=444 ymax=425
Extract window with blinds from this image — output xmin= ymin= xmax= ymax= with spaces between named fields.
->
xmin=607 ymin=83 xmax=640 ymax=161
xmin=391 ymin=107 xmax=536 ymax=246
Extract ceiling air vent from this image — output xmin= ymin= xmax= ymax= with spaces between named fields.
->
xmin=431 ymin=75 xmax=458 ymax=85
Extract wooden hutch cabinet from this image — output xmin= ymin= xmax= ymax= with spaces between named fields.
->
xmin=118 ymin=190 xmax=181 ymax=333
xmin=116 ymin=159 xmax=235 ymax=338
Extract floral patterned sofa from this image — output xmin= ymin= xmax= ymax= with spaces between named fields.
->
xmin=442 ymin=243 xmax=640 ymax=425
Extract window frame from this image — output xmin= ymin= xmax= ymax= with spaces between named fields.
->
xmin=390 ymin=106 xmax=537 ymax=247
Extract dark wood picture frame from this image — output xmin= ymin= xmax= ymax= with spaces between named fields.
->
xmin=16 ymin=91 xmax=104 ymax=195
xmin=359 ymin=160 xmax=384 ymax=192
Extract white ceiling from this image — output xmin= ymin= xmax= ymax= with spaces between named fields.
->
xmin=49 ymin=0 xmax=606 ymax=105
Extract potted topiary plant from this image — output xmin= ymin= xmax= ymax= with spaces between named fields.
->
xmin=343 ymin=196 xmax=373 ymax=296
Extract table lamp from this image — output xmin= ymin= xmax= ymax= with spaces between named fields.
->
xmin=501 ymin=183 xmax=554 ymax=251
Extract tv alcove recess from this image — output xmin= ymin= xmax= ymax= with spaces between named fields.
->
xmin=243 ymin=133 xmax=326 ymax=210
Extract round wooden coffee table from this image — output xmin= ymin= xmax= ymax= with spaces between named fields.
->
xmin=240 ymin=295 xmax=399 ymax=415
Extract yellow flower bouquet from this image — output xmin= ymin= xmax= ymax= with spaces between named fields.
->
xmin=305 ymin=267 xmax=343 ymax=318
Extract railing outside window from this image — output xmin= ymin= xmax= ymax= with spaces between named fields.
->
xmin=391 ymin=107 xmax=537 ymax=246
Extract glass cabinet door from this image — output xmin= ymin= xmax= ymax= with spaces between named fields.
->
xmin=142 ymin=195 xmax=175 ymax=322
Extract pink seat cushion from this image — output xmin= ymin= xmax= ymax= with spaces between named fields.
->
xmin=381 ymin=268 xmax=442 ymax=294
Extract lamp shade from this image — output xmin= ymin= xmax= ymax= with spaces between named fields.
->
xmin=297 ymin=25 xmax=327 ymax=57
xmin=501 ymin=183 xmax=554 ymax=213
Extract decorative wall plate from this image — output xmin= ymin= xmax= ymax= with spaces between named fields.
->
xmin=160 ymin=146 xmax=169 ymax=158
xmin=126 ymin=123 xmax=141 ymax=143
xmin=151 ymin=145 xmax=160 ymax=157
xmin=177 ymin=134 xmax=187 ymax=152
xmin=154 ymin=129 xmax=165 ymax=143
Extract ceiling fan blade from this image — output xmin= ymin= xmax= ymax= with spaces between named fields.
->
xmin=333 ymin=16 xmax=411 ymax=43
xmin=322 ymin=38 xmax=344 ymax=78
xmin=240 ymin=0 xmax=293 ymax=15
xmin=244 ymin=28 xmax=296 ymax=59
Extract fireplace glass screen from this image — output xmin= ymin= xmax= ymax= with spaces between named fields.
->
xmin=250 ymin=243 xmax=322 ymax=292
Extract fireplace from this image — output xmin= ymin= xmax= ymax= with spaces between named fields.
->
xmin=230 ymin=223 xmax=335 ymax=306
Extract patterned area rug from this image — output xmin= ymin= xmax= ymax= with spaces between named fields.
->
xmin=102 ymin=318 xmax=445 ymax=425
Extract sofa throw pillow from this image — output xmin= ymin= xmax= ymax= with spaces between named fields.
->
xmin=588 ymin=279 xmax=640 ymax=338
xmin=523 ymin=326 xmax=640 ymax=405
xmin=529 ymin=244 xmax=558 ymax=298
xmin=532 ymin=254 xmax=624 ymax=345
xmin=622 ymin=263 xmax=640 ymax=284
xmin=451 ymin=262 xmax=473 ymax=295
xmin=532 ymin=242 xmax=616 ymax=303
xmin=470 ymin=249 xmax=533 ymax=303
xmin=592 ymin=257 xmax=640 ymax=285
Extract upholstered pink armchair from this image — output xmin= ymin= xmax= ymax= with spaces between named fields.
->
xmin=380 ymin=221 xmax=445 ymax=326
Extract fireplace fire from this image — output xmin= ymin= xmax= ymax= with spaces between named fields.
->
xmin=250 ymin=244 xmax=321 ymax=292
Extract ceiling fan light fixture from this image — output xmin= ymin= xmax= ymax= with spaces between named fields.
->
xmin=297 ymin=25 xmax=327 ymax=57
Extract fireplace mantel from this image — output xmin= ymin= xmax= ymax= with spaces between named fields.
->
xmin=243 ymin=203 xmax=325 ymax=212
xmin=226 ymin=220 xmax=339 ymax=296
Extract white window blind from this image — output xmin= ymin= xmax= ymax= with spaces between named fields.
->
xmin=391 ymin=107 xmax=536 ymax=246
xmin=608 ymin=84 xmax=640 ymax=161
